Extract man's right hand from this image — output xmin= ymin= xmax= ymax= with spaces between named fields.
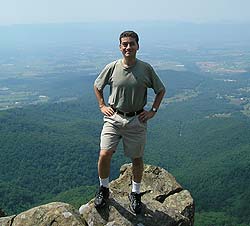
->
xmin=100 ymin=105 xmax=115 ymax=116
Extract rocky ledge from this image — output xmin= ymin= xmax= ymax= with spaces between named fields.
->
xmin=0 ymin=164 xmax=194 ymax=226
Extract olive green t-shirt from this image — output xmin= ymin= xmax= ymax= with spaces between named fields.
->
xmin=94 ymin=59 xmax=165 ymax=112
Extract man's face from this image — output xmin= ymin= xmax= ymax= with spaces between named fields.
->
xmin=119 ymin=37 xmax=139 ymax=59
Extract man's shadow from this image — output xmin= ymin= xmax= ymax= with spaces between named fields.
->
xmin=96 ymin=197 xmax=146 ymax=223
xmin=95 ymin=194 xmax=187 ymax=226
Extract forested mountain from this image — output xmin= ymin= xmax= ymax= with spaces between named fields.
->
xmin=1 ymin=70 xmax=250 ymax=225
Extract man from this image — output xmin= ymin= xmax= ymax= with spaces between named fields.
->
xmin=93 ymin=31 xmax=165 ymax=214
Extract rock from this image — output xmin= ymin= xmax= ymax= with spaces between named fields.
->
xmin=0 ymin=215 xmax=15 ymax=226
xmin=0 ymin=202 xmax=87 ymax=226
xmin=80 ymin=164 xmax=195 ymax=226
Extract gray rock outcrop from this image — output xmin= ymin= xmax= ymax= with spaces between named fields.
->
xmin=1 ymin=164 xmax=194 ymax=226
xmin=80 ymin=164 xmax=195 ymax=226
xmin=0 ymin=202 xmax=87 ymax=226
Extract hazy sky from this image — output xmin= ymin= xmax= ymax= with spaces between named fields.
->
xmin=0 ymin=0 xmax=250 ymax=25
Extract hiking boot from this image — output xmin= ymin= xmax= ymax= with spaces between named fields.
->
xmin=129 ymin=192 xmax=142 ymax=214
xmin=94 ymin=186 xmax=109 ymax=208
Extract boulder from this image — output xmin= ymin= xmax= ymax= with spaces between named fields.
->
xmin=79 ymin=164 xmax=195 ymax=226
xmin=0 ymin=202 xmax=87 ymax=226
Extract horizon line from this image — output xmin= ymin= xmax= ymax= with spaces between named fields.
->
xmin=1 ymin=19 xmax=250 ymax=27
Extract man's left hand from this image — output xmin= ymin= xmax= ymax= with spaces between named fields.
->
xmin=138 ymin=110 xmax=156 ymax=123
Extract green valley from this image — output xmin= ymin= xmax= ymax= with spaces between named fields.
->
xmin=0 ymin=69 xmax=250 ymax=225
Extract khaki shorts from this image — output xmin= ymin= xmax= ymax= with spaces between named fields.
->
xmin=100 ymin=113 xmax=147 ymax=158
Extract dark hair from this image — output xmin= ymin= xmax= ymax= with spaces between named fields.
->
xmin=119 ymin=31 xmax=139 ymax=45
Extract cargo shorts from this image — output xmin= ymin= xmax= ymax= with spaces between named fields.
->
xmin=100 ymin=112 xmax=147 ymax=158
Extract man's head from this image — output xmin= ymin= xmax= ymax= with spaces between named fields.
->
xmin=119 ymin=31 xmax=139 ymax=45
xmin=119 ymin=31 xmax=139 ymax=59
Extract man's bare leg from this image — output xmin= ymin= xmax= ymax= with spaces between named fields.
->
xmin=94 ymin=149 xmax=114 ymax=208
xmin=98 ymin=149 xmax=114 ymax=179
xmin=132 ymin=157 xmax=144 ymax=183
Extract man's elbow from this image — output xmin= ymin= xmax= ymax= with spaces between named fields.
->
xmin=94 ymin=84 xmax=100 ymax=92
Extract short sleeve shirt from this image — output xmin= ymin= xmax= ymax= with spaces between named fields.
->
xmin=94 ymin=59 xmax=165 ymax=112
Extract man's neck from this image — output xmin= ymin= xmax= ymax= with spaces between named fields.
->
xmin=122 ymin=57 xmax=136 ymax=67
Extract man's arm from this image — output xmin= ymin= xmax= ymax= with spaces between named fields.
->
xmin=138 ymin=88 xmax=166 ymax=122
xmin=151 ymin=88 xmax=166 ymax=111
xmin=94 ymin=85 xmax=114 ymax=116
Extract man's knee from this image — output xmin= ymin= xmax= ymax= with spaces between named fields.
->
xmin=99 ymin=149 xmax=115 ymax=159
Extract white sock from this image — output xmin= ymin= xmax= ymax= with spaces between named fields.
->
xmin=132 ymin=180 xmax=141 ymax=194
xmin=99 ymin=177 xmax=109 ymax=188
